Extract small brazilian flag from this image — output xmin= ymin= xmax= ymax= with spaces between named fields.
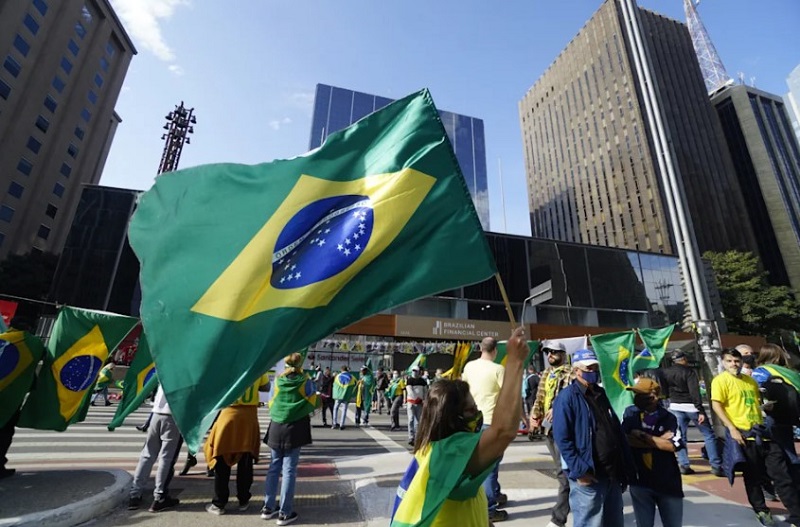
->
xmin=128 ymin=89 xmax=497 ymax=450
xmin=390 ymin=432 xmax=490 ymax=526
xmin=18 ymin=307 xmax=138 ymax=431
xmin=0 ymin=329 xmax=45 ymax=427
xmin=108 ymin=332 xmax=158 ymax=431
xmin=630 ymin=325 xmax=675 ymax=376
xmin=590 ymin=330 xmax=636 ymax=419
xmin=494 ymin=340 xmax=539 ymax=367
xmin=406 ymin=354 xmax=427 ymax=375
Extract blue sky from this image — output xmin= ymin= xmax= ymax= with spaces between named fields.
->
xmin=104 ymin=0 xmax=800 ymax=236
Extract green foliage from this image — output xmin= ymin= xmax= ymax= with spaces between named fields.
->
xmin=704 ymin=250 xmax=800 ymax=336
xmin=0 ymin=252 xmax=59 ymax=300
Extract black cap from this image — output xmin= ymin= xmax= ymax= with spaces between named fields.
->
xmin=671 ymin=350 xmax=686 ymax=361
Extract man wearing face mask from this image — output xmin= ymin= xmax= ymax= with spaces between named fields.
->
xmin=529 ymin=341 xmax=573 ymax=527
xmin=553 ymin=348 xmax=630 ymax=527
xmin=621 ymin=378 xmax=684 ymax=527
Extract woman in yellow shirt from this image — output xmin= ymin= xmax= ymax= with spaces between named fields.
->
xmin=390 ymin=327 xmax=528 ymax=527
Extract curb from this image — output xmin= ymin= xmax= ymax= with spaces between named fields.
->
xmin=0 ymin=469 xmax=131 ymax=527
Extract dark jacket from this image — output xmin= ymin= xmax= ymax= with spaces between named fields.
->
xmin=265 ymin=414 xmax=312 ymax=451
xmin=553 ymin=381 xmax=633 ymax=482
xmin=661 ymin=364 xmax=705 ymax=415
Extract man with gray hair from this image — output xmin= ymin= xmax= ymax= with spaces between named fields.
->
xmin=462 ymin=336 xmax=509 ymax=522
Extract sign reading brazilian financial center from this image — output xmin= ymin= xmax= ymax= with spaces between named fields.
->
xmin=395 ymin=315 xmax=510 ymax=340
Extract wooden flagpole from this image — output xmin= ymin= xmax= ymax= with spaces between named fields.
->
xmin=494 ymin=272 xmax=518 ymax=328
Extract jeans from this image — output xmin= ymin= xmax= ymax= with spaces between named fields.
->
xmin=407 ymin=404 xmax=422 ymax=441
xmin=568 ymin=476 xmax=624 ymax=527
xmin=390 ymin=396 xmax=403 ymax=429
xmin=264 ymin=447 xmax=301 ymax=516
xmin=741 ymin=439 xmax=800 ymax=524
xmin=670 ymin=409 xmax=721 ymax=469
xmin=333 ymin=400 xmax=349 ymax=428
xmin=545 ymin=433 xmax=570 ymax=526
xmin=212 ymin=453 xmax=253 ymax=507
xmin=481 ymin=423 xmax=504 ymax=513
xmin=91 ymin=386 xmax=109 ymax=404
xmin=130 ymin=413 xmax=183 ymax=500
xmin=355 ymin=404 xmax=371 ymax=425
xmin=629 ymin=485 xmax=683 ymax=527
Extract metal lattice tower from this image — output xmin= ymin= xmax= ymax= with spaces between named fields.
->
xmin=157 ymin=102 xmax=196 ymax=175
xmin=684 ymin=0 xmax=732 ymax=94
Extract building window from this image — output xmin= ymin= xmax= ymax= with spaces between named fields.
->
xmin=94 ymin=74 xmax=103 ymax=88
xmin=67 ymin=143 xmax=78 ymax=158
xmin=67 ymin=39 xmax=79 ymax=57
xmin=26 ymin=137 xmax=42 ymax=154
xmin=74 ymin=126 xmax=85 ymax=140
xmin=75 ymin=22 xmax=86 ymax=39
xmin=81 ymin=108 xmax=91 ymax=122
xmin=52 ymin=76 xmax=65 ymax=93
xmin=60 ymin=163 xmax=71 ymax=177
xmin=105 ymin=41 xmax=115 ymax=57
xmin=53 ymin=182 xmax=65 ymax=197
xmin=35 ymin=115 xmax=49 ymax=133
xmin=33 ymin=0 xmax=48 ymax=16
xmin=46 ymin=204 xmax=57 ymax=218
xmin=23 ymin=14 xmax=39 ymax=35
xmin=87 ymin=89 xmax=97 ymax=104
xmin=43 ymin=94 xmax=57 ymax=112
xmin=14 ymin=35 xmax=31 ymax=57
xmin=60 ymin=57 xmax=72 ymax=75
xmin=17 ymin=158 xmax=33 ymax=175
xmin=37 ymin=225 xmax=50 ymax=240
xmin=8 ymin=182 xmax=24 ymax=199
xmin=0 ymin=79 xmax=9 ymax=100
xmin=99 ymin=56 xmax=109 ymax=72
xmin=4 ymin=56 xmax=22 ymax=77
xmin=0 ymin=205 xmax=14 ymax=223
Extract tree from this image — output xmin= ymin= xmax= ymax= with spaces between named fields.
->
xmin=0 ymin=251 xmax=59 ymax=300
xmin=704 ymin=250 xmax=800 ymax=336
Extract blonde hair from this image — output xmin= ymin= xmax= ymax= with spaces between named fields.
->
xmin=284 ymin=352 xmax=305 ymax=374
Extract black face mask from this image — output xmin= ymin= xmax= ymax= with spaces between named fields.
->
xmin=634 ymin=393 xmax=657 ymax=410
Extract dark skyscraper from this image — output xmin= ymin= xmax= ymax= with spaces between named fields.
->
xmin=0 ymin=0 xmax=136 ymax=259
xmin=310 ymin=84 xmax=490 ymax=230
xmin=519 ymin=0 xmax=757 ymax=259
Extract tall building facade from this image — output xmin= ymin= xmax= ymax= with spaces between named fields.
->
xmin=309 ymin=84 xmax=490 ymax=230
xmin=519 ymin=0 xmax=757 ymax=259
xmin=713 ymin=84 xmax=800 ymax=290
xmin=0 ymin=0 xmax=135 ymax=259
xmin=785 ymin=64 xmax=800 ymax=145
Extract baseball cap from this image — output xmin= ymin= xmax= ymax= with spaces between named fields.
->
xmin=542 ymin=340 xmax=567 ymax=353
xmin=670 ymin=350 xmax=686 ymax=361
xmin=572 ymin=349 xmax=598 ymax=368
xmin=411 ymin=365 xmax=420 ymax=371
xmin=626 ymin=377 xmax=661 ymax=395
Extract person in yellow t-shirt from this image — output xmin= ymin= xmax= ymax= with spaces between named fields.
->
xmin=711 ymin=348 xmax=800 ymax=526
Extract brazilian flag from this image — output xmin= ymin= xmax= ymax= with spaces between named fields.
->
xmin=108 ymin=333 xmax=158 ymax=431
xmin=630 ymin=325 xmax=675 ymax=376
xmin=333 ymin=370 xmax=357 ymax=401
xmin=406 ymin=354 xmax=427 ymax=375
xmin=127 ymin=89 xmax=497 ymax=450
xmin=0 ymin=329 xmax=45 ymax=427
xmin=590 ymin=330 xmax=636 ymax=419
xmin=18 ymin=307 xmax=138 ymax=431
xmin=494 ymin=340 xmax=539 ymax=367
xmin=390 ymin=431 xmax=491 ymax=526
xmin=442 ymin=342 xmax=472 ymax=380
xmin=356 ymin=371 xmax=376 ymax=408
xmin=268 ymin=372 xmax=318 ymax=424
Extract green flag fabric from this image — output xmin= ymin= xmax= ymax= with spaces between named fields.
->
xmin=495 ymin=340 xmax=539 ymax=367
xmin=332 ymin=370 xmax=357 ymax=401
xmin=18 ymin=307 xmax=138 ymax=431
xmin=406 ymin=354 xmax=428 ymax=375
xmin=0 ymin=329 xmax=45 ymax=427
xmin=630 ymin=325 xmax=675 ymax=376
xmin=268 ymin=372 xmax=318 ymax=423
xmin=128 ymin=89 xmax=496 ymax=450
xmin=762 ymin=364 xmax=800 ymax=394
xmin=590 ymin=330 xmax=636 ymax=419
xmin=108 ymin=333 xmax=158 ymax=431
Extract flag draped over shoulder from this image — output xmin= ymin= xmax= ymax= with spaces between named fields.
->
xmin=630 ymin=325 xmax=675 ymax=376
xmin=356 ymin=372 xmax=376 ymax=408
xmin=590 ymin=330 xmax=636 ymax=419
xmin=333 ymin=371 xmax=357 ymax=401
xmin=442 ymin=342 xmax=472 ymax=380
xmin=0 ymin=329 xmax=45 ymax=427
xmin=761 ymin=364 xmax=800 ymax=393
xmin=406 ymin=354 xmax=427 ymax=375
xmin=495 ymin=340 xmax=539 ymax=367
xmin=108 ymin=333 xmax=158 ymax=431
xmin=268 ymin=372 xmax=318 ymax=423
xmin=390 ymin=432 xmax=486 ymax=527
xmin=18 ymin=307 xmax=137 ymax=431
xmin=128 ymin=89 xmax=497 ymax=449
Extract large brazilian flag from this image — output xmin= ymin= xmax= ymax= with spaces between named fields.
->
xmin=630 ymin=325 xmax=675 ymax=376
xmin=590 ymin=330 xmax=637 ymax=419
xmin=18 ymin=307 xmax=138 ymax=431
xmin=128 ymin=89 xmax=497 ymax=450
xmin=108 ymin=332 xmax=158 ymax=431
xmin=0 ymin=329 xmax=45 ymax=427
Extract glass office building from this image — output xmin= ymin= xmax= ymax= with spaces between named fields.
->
xmin=309 ymin=83 xmax=490 ymax=230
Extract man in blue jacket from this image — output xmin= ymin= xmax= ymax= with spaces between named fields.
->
xmin=553 ymin=348 xmax=630 ymax=527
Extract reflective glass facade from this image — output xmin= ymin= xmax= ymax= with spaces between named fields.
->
xmin=309 ymin=84 xmax=490 ymax=230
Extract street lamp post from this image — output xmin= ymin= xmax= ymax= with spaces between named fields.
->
xmin=158 ymin=101 xmax=197 ymax=175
